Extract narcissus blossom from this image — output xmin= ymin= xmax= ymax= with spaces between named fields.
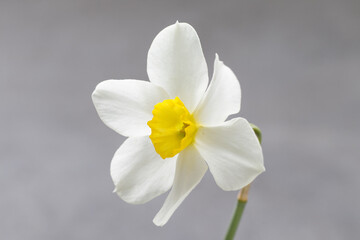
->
xmin=92 ymin=22 xmax=265 ymax=226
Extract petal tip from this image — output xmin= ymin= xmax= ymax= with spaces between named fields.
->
xmin=153 ymin=218 xmax=165 ymax=227
xmin=153 ymin=212 xmax=169 ymax=227
xmin=214 ymin=53 xmax=224 ymax=65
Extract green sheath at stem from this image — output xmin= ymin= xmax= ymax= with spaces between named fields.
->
xmin=250 ymin=123 xmax=262 ymax=144
xmin=224 ymin=123 xmax=262 ymax=240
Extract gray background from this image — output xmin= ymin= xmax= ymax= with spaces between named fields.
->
xmin=1 ymin=0 xmax=359 ymax=239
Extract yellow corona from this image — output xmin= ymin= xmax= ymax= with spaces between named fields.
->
xmin=147 ymin=97 xmax=198 ymax=159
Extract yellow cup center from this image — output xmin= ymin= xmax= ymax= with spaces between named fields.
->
xmin=147 ymin=97 xmax=198 ymax=159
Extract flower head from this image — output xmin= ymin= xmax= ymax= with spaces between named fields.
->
xmin=92 ymin=22 xmax=265 ymax=226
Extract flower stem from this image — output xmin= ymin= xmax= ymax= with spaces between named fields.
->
xmin=224 ymin=124 xmax=262 ymax=240
xmin=225 ymin=185 xmax=250 ymax=240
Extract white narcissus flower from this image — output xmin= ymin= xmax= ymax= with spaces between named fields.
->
xmin=92 ymin=22 xmax=265 ymax=226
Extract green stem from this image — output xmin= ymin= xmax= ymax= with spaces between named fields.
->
xmin=224 ymin=124 xmax=262 ymax=240
xmin=225 ymin=188 xmax=249 ymax=240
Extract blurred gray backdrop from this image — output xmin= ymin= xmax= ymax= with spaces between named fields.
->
xmin=1 ymin=0 xmax=359 ymax=239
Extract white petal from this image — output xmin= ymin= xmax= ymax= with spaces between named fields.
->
xmin=195 ymin=118 xmax=265 ymax=191
xmin=193 ymin=54 xmax=241 ymax=125
xmin=111 ymin=136 xmax=177 ymax=204
xmin=92 ymin=79 xmax=169 ymax=137
xmin=153 ymin=145 xmax=208 ymax=226
xmin=147 ymin=22 xmax=209 ymax=112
